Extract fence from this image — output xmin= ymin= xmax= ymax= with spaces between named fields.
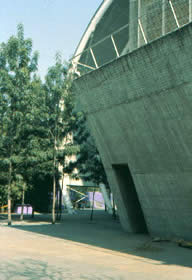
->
xmin=72 ymin=0 xmax=191 ymax=75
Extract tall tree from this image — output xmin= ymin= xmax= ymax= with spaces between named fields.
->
xmin=0 ymin=24 xmax=38 ymax=225
xmin=44 ymin=54 xmax=79 ymax=224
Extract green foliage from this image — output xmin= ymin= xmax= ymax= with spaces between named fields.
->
xmin=0 ymin=23 xmax=39 ymax=207
xmin=68 ymin=112 xmax=109 ymax=186
xmin=0 ymin=23 xmax=108 ymax=214
xmin=43 ymin=54 xmax=79 ymax=172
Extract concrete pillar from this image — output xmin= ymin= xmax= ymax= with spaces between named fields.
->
xmin=137 ymin=0 xmax=142 ymax=47
xmin=129 ymin=0 xmax=139 ymax=51
xmin=99 ymin=183 xmax=113 ymax=214
xmin=189 ymin=0 xmax=192 ymax=22
xmin=59 ymin=177 xmax=75 ymax=215
xmin=137 ymin=0 xmax=148 ymax=47
xmin=162 ymin=0 xmax=166 ymax=36
xmin=121 ymin=0 xmax=138 ymax=55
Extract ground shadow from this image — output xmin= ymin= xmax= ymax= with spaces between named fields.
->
xmin=0 ymin=258 xmax=117 ymax=280
xmin=0 ymin=258 xmax=105 ymax=280
xmin=0 ymin=259 xmax=66 ymax=280
xmin=5 ymin=211 xmax=192 ymax=269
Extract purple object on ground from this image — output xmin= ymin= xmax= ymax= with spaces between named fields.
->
xmin=88 ymin=192 xmax=105 ymax=209
xmin=15 ymin=204 xmax=33 ymax=215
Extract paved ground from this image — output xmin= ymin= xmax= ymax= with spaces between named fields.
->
xmin=0 ymin=210 xmax=192 ymax=279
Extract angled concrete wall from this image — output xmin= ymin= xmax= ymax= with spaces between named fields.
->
xmin=73 ymin=23 xmax=192 ymax=240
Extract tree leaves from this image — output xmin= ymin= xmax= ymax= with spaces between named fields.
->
xmin=0 ymin=23 xmax=109 ymax=212
xmin=0 ymin=24 xmax=39 ymax=206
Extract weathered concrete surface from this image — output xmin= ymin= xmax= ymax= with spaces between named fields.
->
xmin=0 ymin=212 xmax=192 ymax=280
xmin=73 ymin=22 xmax=192 ymax=239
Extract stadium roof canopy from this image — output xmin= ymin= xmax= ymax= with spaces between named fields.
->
xmin=73 ymin=0 xmax=130 ymax=73
xmin=72 ymin=0 xmax=190 ymax=75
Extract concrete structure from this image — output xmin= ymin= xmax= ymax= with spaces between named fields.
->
xmin=99 ymin=183 xmax=113 ymax=214
xmin=73 ymin=0 xmax=190 ymax=73
xmin=72 ymin=0 xmax=192 ymax=239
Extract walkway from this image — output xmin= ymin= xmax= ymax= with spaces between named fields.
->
xmin=0 ymin=211 xmax=191 ymax=279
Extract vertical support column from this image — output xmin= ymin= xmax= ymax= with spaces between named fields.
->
xmin=99 ymin=183 xmax=113 ymax=214
xmin=189 ymin=0 xmax=192 ymax=22
xmin=138 ymin=0 xmax=142 ymax=47
xmin=129 ymin=0 xmax=138 ymax=52
xmin=162 ymin=0 xmax=166 ymax=35
xmin=59 ymin=175 xmax=75 ymax=214
xmin=58 ymin=163 xmax=74 ymax=214
xmin=121 ymin=0 xmax=138 ymax=55
xmin=62 ymin=183 xmax=75 ymax=214
xmin=138 ymin=0 xmax=148 ymax=45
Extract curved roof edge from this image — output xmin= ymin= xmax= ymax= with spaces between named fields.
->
xmin=73 ymin=0 xmax=114 ymax=66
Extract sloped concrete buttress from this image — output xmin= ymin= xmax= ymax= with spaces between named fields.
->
xmin=72 ymin=23 xmax=192 ymax=239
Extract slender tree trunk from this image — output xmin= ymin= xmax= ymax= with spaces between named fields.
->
xmin=52 ymin=174 xmax=56 ymax=224
xmin=20 ymin=185 xmax=25 ymax=221
xmin=90 ymin=189 xmax=95 ymax=221
xmin=59 ymin=189 xmax=62 ymax=220
xmin=8 ymin=161 xmax=12 ymax=226
xmin=112 ymin=195 xmax=116 ymax=220
xmin=56 ymin=188 xmax=62 ymax=221
xmin=105 ymin=204 xmax=107 ymax=212
xmin=56 ymin=185 xmax=59 ymax=221
xmin=52 ymin=138 xmax=57 ymax=224
xmin=59 ymin=190 xmax=62 ymax=221
xmin=59 ymin=172 xmax=64 ymax=218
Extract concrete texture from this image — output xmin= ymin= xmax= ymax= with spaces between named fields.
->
xmin=74 ymin=0 xmax=190 ymax=73
xmin=73 ymin=22 xmax=192 ymax=240
xmin=76 ymin=0 xmax=130 ymax=69
xmin=0 ymin=212 xmax=192 ymax=280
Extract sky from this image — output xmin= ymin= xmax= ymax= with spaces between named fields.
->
xmin=0 ymin=0 xmax=103 ymax=79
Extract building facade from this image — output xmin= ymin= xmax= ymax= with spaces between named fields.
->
xmin=72 ymin=0 xmax=192 ymax=239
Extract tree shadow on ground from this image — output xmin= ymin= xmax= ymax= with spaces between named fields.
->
xmin=0 ymin=259 xmax=68 ymax=280
xmin=0 ymin=258 xmax=120 ymax=280
xmin=0 ymin=258 xmax=118 ymax=280
xmin=9 ymin=211 xmax=192 ymax=269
